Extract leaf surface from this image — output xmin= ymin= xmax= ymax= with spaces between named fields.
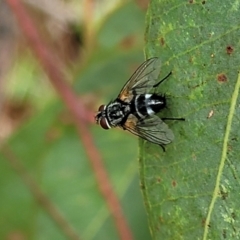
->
xmin=140 ymin=1 xmax=240 ymax=239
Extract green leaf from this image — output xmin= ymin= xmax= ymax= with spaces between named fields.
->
xmin=141 ymin=1 xmax=240 ymax=239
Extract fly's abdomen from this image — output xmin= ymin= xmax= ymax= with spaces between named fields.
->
xmin=133 ymin=94 xmax=166 ymax=118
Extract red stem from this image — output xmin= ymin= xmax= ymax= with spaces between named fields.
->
xmin=5 ymin=1 xmax=133 ymax=239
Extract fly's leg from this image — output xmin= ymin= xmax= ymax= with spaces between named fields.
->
xmin=159 ymin=144 xmax=166 ymax=152
xmin=153 ymin=71 xmax=172 ymax=88
xmin=161 ymin=117 xmax=185 ymax=121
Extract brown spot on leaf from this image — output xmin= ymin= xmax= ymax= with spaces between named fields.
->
xmin=202 ymin=0 xmax=206 ymax=4
xmin=189 ymin=0 xmax=194 ymax=3
xmin=172 ymin=180 xmax=177 ymax=187
xmin=160 ymin=37 xmax=165 ymax=46
xmin=217 ymin=73 xmax=227 ymax=83
xmin=157 ymin=177 xmax=161 ymax=183
xmin=226 ymin=45 xmax=234 ymax=55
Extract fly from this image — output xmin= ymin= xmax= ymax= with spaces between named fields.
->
xmin=95 ymin=57 xmax=184 ymax=151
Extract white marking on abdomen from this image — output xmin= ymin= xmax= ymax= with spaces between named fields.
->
xmin=145 ymin=94 xmax=152 ymax=99
xmin=146 ymin=106 xmax=155 ymax=115
xmin=135 ymin=95 xmax=144 ymax=118
xmin=145 ymin=94 xmax=155 ymax=115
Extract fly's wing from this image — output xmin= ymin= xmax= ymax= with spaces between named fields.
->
xmin=118 ymin=58 xmax=161 ymax=102
xmin=123 ymin=114 xmax=174 ymax=146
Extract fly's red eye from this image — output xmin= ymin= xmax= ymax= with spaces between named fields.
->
xmin=98 ymin=105 xmax=105 ymax=111
xmin=100 ymin=117 xmax=111 ymax=130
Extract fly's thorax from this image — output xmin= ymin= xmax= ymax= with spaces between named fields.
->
xmin=133 ymin=93 xmax=166 ymax=118
xmin=105 ymin=101 xmax=130 ymax=127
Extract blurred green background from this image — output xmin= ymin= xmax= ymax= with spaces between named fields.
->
xmin=0 ymin=0 xmax=151 ymax=239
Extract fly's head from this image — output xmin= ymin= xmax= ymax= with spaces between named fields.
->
xmin=96 ymin=101 xmax=128 ymax=129
xmin=95 ymin=104 xmax=111 ymax=130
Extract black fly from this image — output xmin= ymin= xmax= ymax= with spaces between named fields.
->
xmin=95 ymin=57 xmax=184 ymax=150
